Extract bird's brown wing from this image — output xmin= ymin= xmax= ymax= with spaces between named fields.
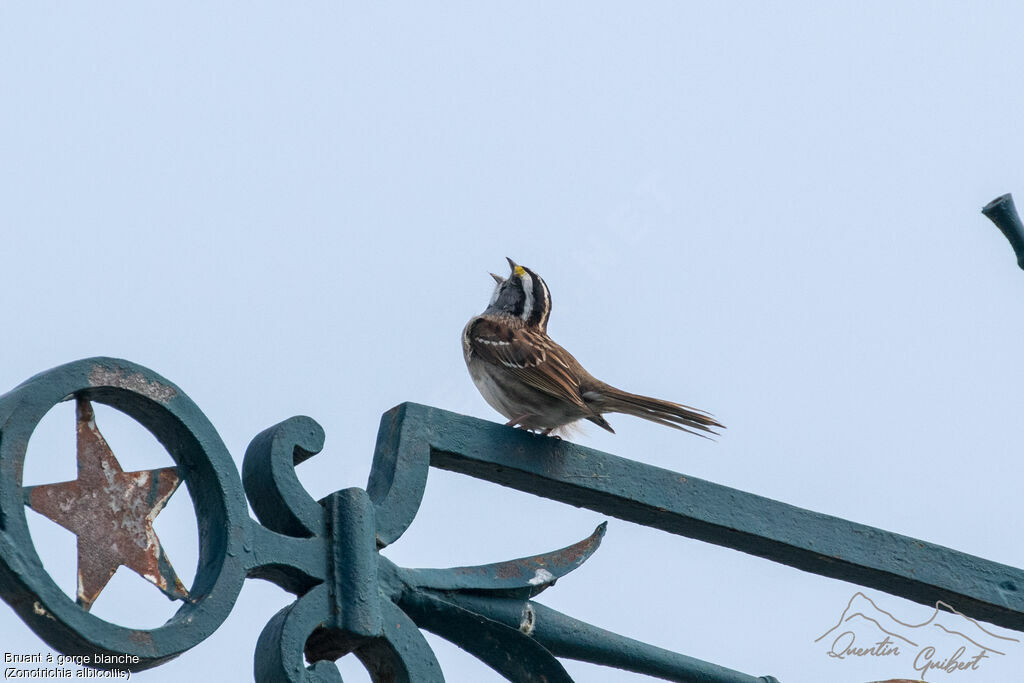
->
xmin=467 ymin=318 xmax=588 ymax=411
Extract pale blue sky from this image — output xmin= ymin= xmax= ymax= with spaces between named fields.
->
xmin=3 ymin=3 xmax=1024 ymax=681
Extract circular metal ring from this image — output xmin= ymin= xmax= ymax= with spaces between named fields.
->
xmin=0 ymin=358 xmax=249 ymax=670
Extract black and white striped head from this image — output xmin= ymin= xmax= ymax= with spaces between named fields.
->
xmin=483 ymin=257 xmax=552 ymax=330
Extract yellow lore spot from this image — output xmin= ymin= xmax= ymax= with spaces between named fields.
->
xmin=514 ymin=266 xmax=526 ymax=277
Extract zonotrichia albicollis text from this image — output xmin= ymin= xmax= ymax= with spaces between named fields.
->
xmin=462 ymin=258 xmax=723 ymax=437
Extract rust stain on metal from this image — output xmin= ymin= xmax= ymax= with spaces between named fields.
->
xmin=493 ymin=563 xmax=526 ymax=580
xmin=452 ymin=523 xmax=604 ymax=587
xmin=25 ymin=397 xmax=189 ymax=610
xmin=129 ymin=630 xmax=155 ymax=647
xmin=88 ymin=365 xmax=177 ymax=403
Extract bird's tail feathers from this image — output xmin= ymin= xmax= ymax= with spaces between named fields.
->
xmin=585 ymin=413 xmax=616 ymax=434
xmin=584 ymin=386 xmax=723 ymax=438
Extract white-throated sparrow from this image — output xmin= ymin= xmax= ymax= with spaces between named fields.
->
xmin=462 ymin=258 xmax=723 ymax=437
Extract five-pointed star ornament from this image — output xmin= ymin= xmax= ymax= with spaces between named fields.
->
xmin=24 ymin=396 xmax=189 ymax=610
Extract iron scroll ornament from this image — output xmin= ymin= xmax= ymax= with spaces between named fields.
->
xmin=0 ymin=358 xmax=778 ymax=683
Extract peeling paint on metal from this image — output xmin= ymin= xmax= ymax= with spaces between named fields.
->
xmin=25 ymin=398 xmax=189 ymax=609
xmin=88 ymin=366 xmax=177 ymax=403
xmin=518 ymin=604 xmax=535 ymax=635
xmin=31 ymin=602 xmax=55 ymax=622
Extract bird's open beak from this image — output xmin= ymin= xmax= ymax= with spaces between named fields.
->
xmin=490 ymin=273 xmax=504 ymax=284
xmin=506 ymin=256 xmax=518 ymax=272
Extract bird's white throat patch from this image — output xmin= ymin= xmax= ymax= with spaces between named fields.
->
xmin=519 ymin=271 xmax=535 ymax=322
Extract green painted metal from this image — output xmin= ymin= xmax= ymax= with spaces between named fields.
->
xmin=8 ymin=355 xmax=1024 ymax=682
xmin=0 ymin=359 xmax=250 ymax=670
xmin=14 ymin=342 xmax=1024 ymax=679
xmin=983 ymin=193 xmax=1024 ymax=270
xmin=401 ymin=402 xmax=1024 ymax=633
xmin=0 ymin=358 xmax=779 ymax=682
xmin=5 ymin=354 xmax=1024 ymax=681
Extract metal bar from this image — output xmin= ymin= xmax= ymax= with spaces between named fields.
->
xmin=982 ymin=193 xmax=1024 ymax=270
xmin=324 ymin=488 xmax=383 ymax=637
xmin=389 ymin=402 xmax=1024 ymax=632
xmin=426 ymin=592 xmax=779 ymax=683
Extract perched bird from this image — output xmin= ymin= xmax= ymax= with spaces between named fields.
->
xmin=462 ymin=258 xmax=723 ymax=437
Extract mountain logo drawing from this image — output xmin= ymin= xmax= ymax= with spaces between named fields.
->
xmin=815 ymin=592 xmax=1019 ymax=680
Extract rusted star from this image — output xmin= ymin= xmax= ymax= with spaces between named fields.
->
xmin=24 ymin=396 xmax=189 ymax=610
